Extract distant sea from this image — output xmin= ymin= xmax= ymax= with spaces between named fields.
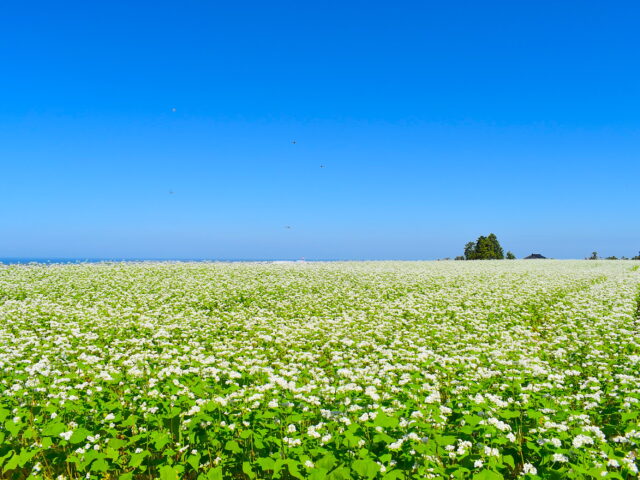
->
xmin=0 ymin=258 xmax=331 ymax=265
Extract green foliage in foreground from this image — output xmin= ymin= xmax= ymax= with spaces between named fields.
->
xmin=0 ymin=260 xmax=639 ymax=479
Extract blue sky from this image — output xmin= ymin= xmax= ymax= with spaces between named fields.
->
xmin=1 ymin=1 xmax=639 ymax=260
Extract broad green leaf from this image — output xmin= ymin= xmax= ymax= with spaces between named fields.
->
xmin=206 ymin=467 xmax=223 ymax=480
xmin=188 ymin=454 xmax=201 ymax=471
xmin=242 ymin=461 xmax=256 ymax=479
xmin=128 ymin=450 xmax=149 ymax=468
xmin=225 ymin=440 xmax=241 ymax=453
xmin=159 ymin=465 xmax=178 ymax=480
xmin=373 ymin=414 xmax=399 ymax=428
xmin=352 ymin=458 xmax=380 ymax=479
xmin=502 ymin=455 xmax=515 ymax=469
xmin=309 ymin=468 xmax=329 ymax=480
xmin=473 ymin=470 xmax=504 ymax=480
xmin=69 ymin=428 xmax=91 ymax=444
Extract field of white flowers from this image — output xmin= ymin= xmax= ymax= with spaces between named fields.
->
xmin=0 ymin=261 xmax=639 ymax=480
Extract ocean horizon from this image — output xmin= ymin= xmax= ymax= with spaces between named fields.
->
xmin=0 ymin=257 xmax=370 ymax=264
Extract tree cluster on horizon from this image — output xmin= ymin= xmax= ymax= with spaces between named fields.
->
xmin=589 ymin=251 xmax=640 ymax=260
xmin=463 ymin=234 xmax=512 ymax=260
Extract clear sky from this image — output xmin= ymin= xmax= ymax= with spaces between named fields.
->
xmin=1 ymin=1 xmax=638 ymax=260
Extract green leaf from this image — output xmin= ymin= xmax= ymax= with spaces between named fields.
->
xmin=621 ymin=411 xmax=638 ymax=422
xmin=153 ymin=432 xmax=172 ymax=450
xmin=69 ymin=428 xmax=91 ymax=444
xmin=257 ymin=457 xmax=275 ymax=471
xmin=225 ymin=440 xmax=242 ymax=453
xmin=18 ymin=449 xmax=38 ymax=468
xmin=128 ymin=450 xmax=149 ymax=468
xmin=3 ymin=451 xmax=19 ymax=473
xmin=435 ymin=435 xmax=457 ymax=446
xmin=382 ymin=471 xmax=405 ymax=480
xmin=5 ymin=421 xmax=20 ymax=437
xmin=91 ymin=458 xmax=110 ymax=473
xmin=206 ymin=467 xmax=223 ymax=480
xmin=473 ymin=470 xmax=504 ymax=480
xmin=309 ymin=468 xmax=329 ymax=480
xmin=352 ymin=458 xmax=380 ymax=479
xmin=498 ymin=410 xmax=520 ymax=419
xmin=159 ymin=465 xmax=178 ymax=480
xmin=502 ymin=455 xmax=515 ymax=469
xmin=463 ymin=415 xmax=483 ymax=427
xmin=242 ymin=461 xmax=257 ymax=479
xmin=188 ymin=454 xmax=201 ymax=471
xmin=373 ymin=414 xmax=399 ymax=428
xmin=42 ymin=422 xmax=67 ymax=437
xmin=108 ymin=438 xmax=127 ymax=450
xmin=317 ymin=454 xmax=337 ymax=471
xmin=328 ymin=466 xmax=352 ymax=480
xmin=286 ymin=460 xmax=305 ymax=480
xmin=41 ymin=437 xmax=53 ymax=449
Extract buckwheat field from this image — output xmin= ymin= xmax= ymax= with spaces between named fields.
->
xmin=1 ymin=261 xmax=639 ymax=480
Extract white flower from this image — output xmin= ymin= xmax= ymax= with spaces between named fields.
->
xmin=483 ymin=446 xmax=499 ymax=457
xmin=60 ymin=431 xmax=73 ymax=441
xmin=521 ymin=463 xmax=537 ymax=475
xmin=186 ymin=405 xmax=200 ymax=416
xmin=104 ymin=413 xmax=115 ymax=421
xmin=474 ymin=460 xmax=483 ymax=468
xmin=552 ymin=453 xmax=568 ymax=463
xmin=304 ymin=460 xmax=314 ymax=468
xmin=388 ymin=439 xmax=404 ymax=451
xmin=573 ymin=434 xmax=594 ymax=448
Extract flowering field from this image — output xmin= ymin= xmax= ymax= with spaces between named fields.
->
xmin=1 ymin=261 xmax=639 ymax=480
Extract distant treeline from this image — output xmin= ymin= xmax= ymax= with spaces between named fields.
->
xmin=439 ymin=235 xmax=640 ymax=261
xmin=587 ymin=251 xmax=640 ymax=260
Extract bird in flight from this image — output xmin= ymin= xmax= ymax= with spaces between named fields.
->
xmin=320 ymin=165 xmax=325 ymax=168
xmin=284 ymin=226 xmax=292 ymax=229
xmin=291 ymin=140 xmax=296 ymax=144
xmin=169 ymin=190 xmax=175 ymax=195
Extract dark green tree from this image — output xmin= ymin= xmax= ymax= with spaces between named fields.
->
xmin=487 ymin=233 xmax=504 ymax=259
xmin=464 ymin=242 xmax=477 ymax=260
xmin=474 ymin=236 xmax=491 ymax=259
xmin=588 ymin=251 xmax=598 ymax=260
xmin=463 ymin=233 xmax=506 ymax=260
xmin=506 ymin=251 xmax=516 ymax=259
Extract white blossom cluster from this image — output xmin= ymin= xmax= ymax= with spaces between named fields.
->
xmin=0 ymin=260 xmax=638 ymax=478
